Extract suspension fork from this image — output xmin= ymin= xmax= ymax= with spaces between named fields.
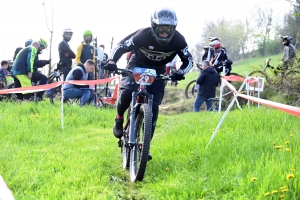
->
xmin=129 ymin=92 xmax=138 ymax=146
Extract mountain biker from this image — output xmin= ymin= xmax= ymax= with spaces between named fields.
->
xmin=58 ymin=28 xmax=76 ymax=80
xmin=12 ymin=41 xmax=40 ymax=103
xmin=193 ymin=60 xmax=220 ymax=112
xmin=281 ymin=36 xmax=296 ymax=70
xmin=104 ymin=7 xmax=193 ymax=159
xmin=75 ymin=30 xmax=96 ymax=82
xmin=209 ymin=38 xmax=231 ymax=76
xmin=62 ymin=59 xmax=95 ymax=106
xmin=31 ymin=38 xmax=51 ymax=101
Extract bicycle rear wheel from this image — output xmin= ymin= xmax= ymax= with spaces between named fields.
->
xmin=185 ymin=80 xmax=196 ymax=99
xmin=130 ymin=104 xmax=152 ymax=182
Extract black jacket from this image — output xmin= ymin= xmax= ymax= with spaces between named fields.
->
xmin=196 ymin=67 xmax=220 ymax=98
xmin=109 ymin=27 xmax=193 ymax=75
xmin=58 ymin=40 xmax=75 ymax=69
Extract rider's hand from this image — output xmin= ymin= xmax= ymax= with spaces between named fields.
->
xmin=171 ymin=70 xmax=185 ymax=81
xmin=104 ymin=61 xmax=117 ymax=72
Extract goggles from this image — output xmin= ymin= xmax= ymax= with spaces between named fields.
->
xmin=157 ymin=25 xmax=173 ymax=34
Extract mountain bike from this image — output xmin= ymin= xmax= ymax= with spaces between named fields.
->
xmin=116 ymin=67 xmax=173 ymax=182
xmin=249 ymin=58 xmax=300 ymax=83
xmin=184 ymin=63 xmax=244 ymax=99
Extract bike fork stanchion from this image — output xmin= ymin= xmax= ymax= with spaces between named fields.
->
xmin=129 ymin=92 xmax=138 ymax=145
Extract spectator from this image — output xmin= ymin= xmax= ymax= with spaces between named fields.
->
xmin=31 ymin=38 xmax=51 ymax=101
xmin=58 ymin=28 xmax=75 ymax=80
xmin=99 ymin=44 xmax=110 ymax=78
xmin=13 ymin=39 xmax=33 ymax=61
xmin=75 ymin=30 xmax=96 ymax=82
xmin=12 ymin=41 xmax=40 ymax=103
xmin=62 ymin=59 xmax=95 ymax=106
xmin=281 ymin=36 xmax=296 ymax=70
xmin=193 ymin=60 xmax=220 ymax=112
xmin=7 ymin=60 xmax=13 ymax=73
xmin=201 ymin=45 xmax=214 ymax=63
xmin=0 ymin=60 xmax=9 ymax=89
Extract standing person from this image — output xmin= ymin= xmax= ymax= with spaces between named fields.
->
xmin=209 ymin=38 xmax=231 ymax=75
xmin=12 ymin=41 xmax=40 ymax=103
xmin=281 ymin=36 xmax=296 ymax=70
xmin=62 ymin=59 xmax=95 ymax=106
xmin=31 ymin=38 xmax=51 ymax=101
xmin=98 ymin=44 xmax=109 ymax=78
xmin=193 ymin=60 xmax=220 ymax=112
xmin=75 ymin=30 xmax=96 ymax=79
xmin=201 ymin=45 xmax=214 ymax=62
xmin=58 ymin=28 xmax=75 ymax=80
xmin=104 ymin=7 xmax=193 ymax=159
xmin=75 ymin=30 xmax=96 ymax=64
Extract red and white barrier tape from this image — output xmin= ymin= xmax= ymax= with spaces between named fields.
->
xmin=0 ymin=76 xmax=119 ymax=94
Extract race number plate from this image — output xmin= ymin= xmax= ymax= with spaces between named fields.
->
xmin=132 ymin=67 xmax=157 ymax=85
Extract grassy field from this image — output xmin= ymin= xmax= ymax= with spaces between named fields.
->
xmin=0 ymin=101 xmax=299 ymax=199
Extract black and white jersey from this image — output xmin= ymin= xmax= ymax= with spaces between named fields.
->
xmin=109 ymin=27 xmax=193 ymax=74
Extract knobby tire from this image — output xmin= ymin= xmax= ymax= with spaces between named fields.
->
xmin=130 ymin=104 xmax=152 ymax=182
xmin=185 ymin=80 xmax=196 ymax=99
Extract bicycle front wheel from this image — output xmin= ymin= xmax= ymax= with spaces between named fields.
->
xmin=130 ymin=104 xmax=152 ymax=182
xmin=185 ymin=80 xmax=196 ymax=99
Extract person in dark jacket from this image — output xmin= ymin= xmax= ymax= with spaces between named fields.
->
xmin=193 ymin=60 xmax=220 ymax=112
xmin=12 ymin=41 xmax=40 ymax=103
xmin=58 ymin=28 xmax=75 ymax=80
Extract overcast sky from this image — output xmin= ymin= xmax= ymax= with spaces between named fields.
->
xmin=0 ymin=0 xmax=292 ymax=66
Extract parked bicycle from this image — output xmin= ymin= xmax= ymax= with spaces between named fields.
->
xmin=185 ymin=62 xmax=244 ymax=99
xmin=115 ymin=67 xmax=174 ymax=182
xmin=249 ymin=58 xmax=300 ymax=83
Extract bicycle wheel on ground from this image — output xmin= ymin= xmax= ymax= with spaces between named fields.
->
xmin=122 ymin=108 xmax=131 ymax=169
xmin=130 ymin=104 xmax=152 ymax=182
xmin=185 ymin=80 xmax=196 ymax=99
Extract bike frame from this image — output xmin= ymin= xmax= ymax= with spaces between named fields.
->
xmin=128 ymin=85 xmax=153 ymax=146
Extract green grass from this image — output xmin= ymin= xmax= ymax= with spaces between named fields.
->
xmin=0 ymin=101 xmax=299 ymax=199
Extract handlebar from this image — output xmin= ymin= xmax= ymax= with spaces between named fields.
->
xmin=115 ymin=68 xmax=174 ymax=80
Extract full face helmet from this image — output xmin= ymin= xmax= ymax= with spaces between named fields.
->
xmin=150 ymin=7 xmax=178 ymax=46
xmin=209 ymin=40 xmax=221 ymax=50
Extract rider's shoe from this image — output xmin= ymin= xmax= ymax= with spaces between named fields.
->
xmin=113 ymin=117 xmax=124 ymax=138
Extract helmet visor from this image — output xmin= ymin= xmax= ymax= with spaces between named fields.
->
xmin=157 ymin=25 xmax=173 ymax=35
